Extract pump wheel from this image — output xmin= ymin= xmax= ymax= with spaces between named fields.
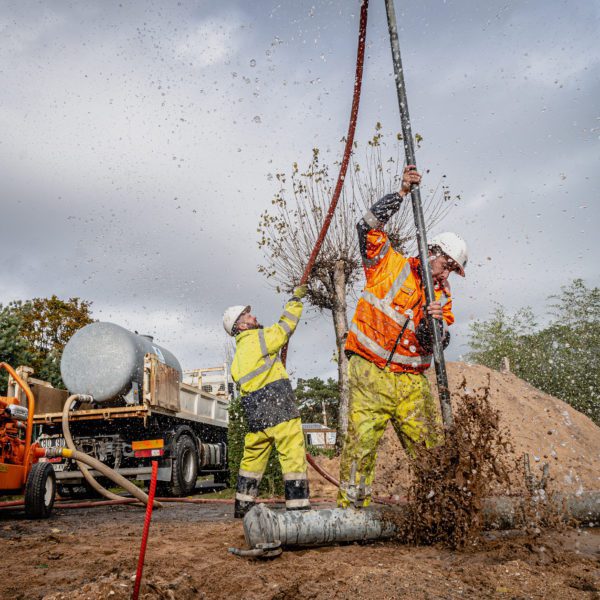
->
xmin=159 ymin=435 xmax=198 ymax=497
xmin=25 ymin=462 xmax=56 ymax=519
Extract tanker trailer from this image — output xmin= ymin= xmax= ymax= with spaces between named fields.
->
xmin=33 ymin=322 xmax=229 ymax=498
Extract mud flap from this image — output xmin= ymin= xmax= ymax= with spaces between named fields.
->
xmin=157 ymin=458 xmax=172 ymax=482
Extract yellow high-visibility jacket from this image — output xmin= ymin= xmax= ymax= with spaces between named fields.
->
xmin=231 ymin=299 xmax=303 ymax=432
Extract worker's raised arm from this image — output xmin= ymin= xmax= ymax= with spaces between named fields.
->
xmin=357 ymin=166 xmax=421 ymax=269
xmin=262 ymin=286 xmax=306 ymax=354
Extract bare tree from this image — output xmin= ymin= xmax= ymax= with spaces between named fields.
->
xmin=257 ymin=125 xmax=456 ymax=442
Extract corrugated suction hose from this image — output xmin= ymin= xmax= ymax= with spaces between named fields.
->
xmin=61 ymin=395 xmax=161 ymax=508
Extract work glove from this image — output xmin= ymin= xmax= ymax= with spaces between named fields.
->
xmin=292 ymin=284 xmax=308 ymax=300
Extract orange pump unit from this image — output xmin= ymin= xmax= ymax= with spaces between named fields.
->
xmin=0 ymin=362 xmax=55 ymax=518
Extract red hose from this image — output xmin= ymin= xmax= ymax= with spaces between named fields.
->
xmin=299 ymin=0 xmax=369 ymax=287
xmin=281 ymin=0 xmax=369 ymax=367
xmin=306 ymin=453 xmax=340 ymax=487
xmin=0 ymin=495 xmax=337 ymax=511
xmin=305 ymin=452 xmax=403 ymax=506
xmin=0 ymin=500 xmax=27 ymax=508
xmin=132 ymin=460 xmax=158 ymax=600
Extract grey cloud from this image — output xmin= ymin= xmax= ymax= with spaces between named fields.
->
xmin=0 ymin=0 xmax=598 ymax=378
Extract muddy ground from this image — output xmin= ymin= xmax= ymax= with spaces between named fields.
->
xmin=1 ymin=500 xmax=599 ymax=600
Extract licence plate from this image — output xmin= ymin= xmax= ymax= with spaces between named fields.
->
xmin=38 ymin=436 xmax=66 ymax=449
xmin=38 ymin=437 xmax=67 ymax=471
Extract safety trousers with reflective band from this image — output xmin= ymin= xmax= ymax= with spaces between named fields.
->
xmin=338 ymin=354 xmax=442 ymax=508
xmin=236 ymin=417 xmax=310 ymax=510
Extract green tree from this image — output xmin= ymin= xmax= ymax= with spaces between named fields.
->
xmin=0 ymin=296 xmax=94 ymax=388
xmin=0 ymin=306 xmax=31 ymax=393
xmin=295 ymin=377 xmax=339 ymax=429
xmin=467 ymin=305 xmax=537 ymax=372
xmin=467 ymin=279 xmax=600 ymax=424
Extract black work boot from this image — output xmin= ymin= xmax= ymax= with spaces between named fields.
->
xmin=234 ymin=473 xmax=260 ymax=519
xmin=234 ymin=498 xmax=255 ymax=519
xmin=284 ymin=477 xmax=310 ymax=511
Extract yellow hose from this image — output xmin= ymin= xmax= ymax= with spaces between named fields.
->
xmin=61 ymin=395 xmax=161 ymax=508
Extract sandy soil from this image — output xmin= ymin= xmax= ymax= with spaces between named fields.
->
xmin=309 ymin=362 xmax=600 ymax=500
xmin=1 ymin=501 xmax=599 ymax=600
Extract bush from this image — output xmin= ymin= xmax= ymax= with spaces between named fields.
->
xmin=306 ymin=444 xmax=337 ymax=459
xmin=467 ymin=279 xmax=599 ymax=425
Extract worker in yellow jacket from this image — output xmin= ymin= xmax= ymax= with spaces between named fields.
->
xmin=223 ymin=286 xmax=310 ymax=518
xmin=339 ymin=165 xmax=468 ymax=508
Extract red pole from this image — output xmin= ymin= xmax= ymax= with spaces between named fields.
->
xmin=132 ymin=460 xmax=158 ymax=600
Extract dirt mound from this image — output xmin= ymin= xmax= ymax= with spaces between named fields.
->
xmin=308 ymin=362 xmax=600 ymax=500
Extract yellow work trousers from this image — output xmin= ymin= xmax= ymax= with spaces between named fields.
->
xmin=237 ymin=417 xmax=309 ymax=510
xmin=338 ymin=354 xmax=441 ymax=508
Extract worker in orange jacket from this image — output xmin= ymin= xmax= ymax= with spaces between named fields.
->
xmin=338 ymin=165 xmax=468 ymax=508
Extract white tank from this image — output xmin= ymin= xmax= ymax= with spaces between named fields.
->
xmin=61 ymin=322 xmax=182 ymax=403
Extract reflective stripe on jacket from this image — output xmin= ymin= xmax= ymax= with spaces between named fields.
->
xmin=346 ymin=220 xmax=454 ymax=374
xmin=231 ymin=299 xmax=303 ymax=431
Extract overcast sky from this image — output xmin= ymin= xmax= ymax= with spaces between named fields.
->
xmin=1 ymin=0 xmax=598 ymax=382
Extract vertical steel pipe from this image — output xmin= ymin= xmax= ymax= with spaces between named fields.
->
xmin=383 ymin=0 xmax=453 ymax=427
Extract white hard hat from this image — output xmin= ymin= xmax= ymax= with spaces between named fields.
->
xmin=428 ymin=232 xmax=468 ymax=277
xmin=223 ymin=305 xmax=250 ymax=336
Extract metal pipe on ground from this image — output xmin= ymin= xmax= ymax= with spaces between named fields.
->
xmin=242 ymin=504 xmax=396 ymax=550
xmin=482 ymin=491 xmax=600 ymax=530
xmin=238 ymin=492 xmax=600 ymax=554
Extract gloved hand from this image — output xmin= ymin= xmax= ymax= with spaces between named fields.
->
xmin=293 ymin=284 xmax=308 ymax=299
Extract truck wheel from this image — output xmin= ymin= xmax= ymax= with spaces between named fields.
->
xmin=25 ymin=462 xmax=56 ymax=519
xmin=160 ymin=435 xmax=198 ymax=497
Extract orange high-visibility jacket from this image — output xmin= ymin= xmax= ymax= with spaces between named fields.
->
xmin=345 ymin=195 xmax=454 ymax=374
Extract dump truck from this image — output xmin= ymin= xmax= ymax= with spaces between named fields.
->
xmin=29 ymin=322 xmax=231 ymax=498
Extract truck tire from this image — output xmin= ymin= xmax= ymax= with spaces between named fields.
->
xmin=25 ymin=462 xmax=56 ymax=519
xmin=160 ymin=435 xmax=198 ymax=497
